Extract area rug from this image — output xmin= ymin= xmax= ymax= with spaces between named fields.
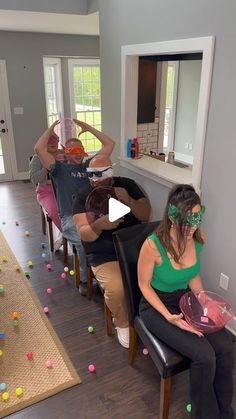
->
xmin=0 ymin=230 xmax=81 ymax=418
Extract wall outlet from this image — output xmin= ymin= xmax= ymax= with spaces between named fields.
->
xmin=14 ymin=107 xmax=24 ymax=115
xmin=189 ymin=143 xmax=193 ymax=150
xmin=184 ymin=142 xmax=189 ymax=149
xmin=219 ymin=273 xmax=229 ymax=290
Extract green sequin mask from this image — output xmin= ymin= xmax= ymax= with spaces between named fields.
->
xmin=168 ymin=204 xmax=205 ymax=227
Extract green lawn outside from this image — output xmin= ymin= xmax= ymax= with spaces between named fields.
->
xmin=76 ymin=110 xmax=102 ymax=152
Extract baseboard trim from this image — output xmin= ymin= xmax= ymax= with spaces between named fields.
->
xmin=17 ymin=172 xmax=30 ymax=180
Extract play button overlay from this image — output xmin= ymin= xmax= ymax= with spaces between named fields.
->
xmin=83 ymin=183 xmax=152 ymax=243
xmin=108 ymin=198 xmax=131 ymax=222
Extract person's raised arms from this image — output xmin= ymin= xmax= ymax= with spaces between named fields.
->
xmin=73 ymin=119 xmax=115 ymax=158
xmin=34 ymin=121 xmax=59 ymax=170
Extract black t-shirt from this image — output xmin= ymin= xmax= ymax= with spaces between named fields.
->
xmin=72 ymin=176 xmax=146 ymax=266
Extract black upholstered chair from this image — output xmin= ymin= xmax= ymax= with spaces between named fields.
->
xmin=113 ymin=221 xmax=190 ymax=419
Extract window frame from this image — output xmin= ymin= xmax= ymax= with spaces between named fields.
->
xmin=162 ymin=61 xmax=179 ymax=154
xmin=43 ymin=57 xmax=64 ymax=126
xmin=68 ymin=58 xmax=101 ymax=154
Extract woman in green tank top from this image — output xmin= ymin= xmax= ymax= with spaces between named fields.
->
xmin=138 ymin=184 xmax=234 ymax=419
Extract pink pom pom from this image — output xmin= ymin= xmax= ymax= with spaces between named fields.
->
xmin=200 ymin=316 xmax=209 ymax=323
xmin=60 ymin=272 xmax=67 ymax=280
xmin=46 ymin=263 xmax=52 ymax=271
xmin=88 ymin=364 xmax=96 ymax=373
xmin=43 ymin=306 xmax=49 ymax=313
xmin=47 ymin=288 xmax=52 ymax=294
xmin=45 ymin=359 xmax=53 ymax=368
xmin=142 ymin=348 xmax=149 ymax=355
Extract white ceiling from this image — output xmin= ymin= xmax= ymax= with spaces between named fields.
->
xmin=0 ymin=10 xmax=99 ymax=35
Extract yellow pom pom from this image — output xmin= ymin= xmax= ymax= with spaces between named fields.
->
xmin=0 ymin=349 xmax=3 ymax=357
xmin=69 ymin=270 xmax=75 ymax=276
xmin=15 ymin=387 xmax=23 ymax=397
xmin=2 ymin=392 xmax=9 ymax=401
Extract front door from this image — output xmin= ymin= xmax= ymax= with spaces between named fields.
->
xmin=0 ymin=60 xmax=17 ymax=181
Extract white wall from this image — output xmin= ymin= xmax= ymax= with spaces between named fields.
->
xmin=0 ymin=0 xmax=88 ymax=14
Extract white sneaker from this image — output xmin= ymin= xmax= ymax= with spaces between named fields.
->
xmin=54 ymin=235 xmax=63 ymax=252
xmin=116 ymin=327 xmax=130 ymax=349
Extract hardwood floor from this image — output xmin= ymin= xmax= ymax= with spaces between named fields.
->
xmin=0 ymin=181 xmax=235 ymax=419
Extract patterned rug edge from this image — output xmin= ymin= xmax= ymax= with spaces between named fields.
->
xmin=0 ymin=230 xmax=81 ymax=418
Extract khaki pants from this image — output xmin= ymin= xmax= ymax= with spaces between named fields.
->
xmin=92 ymin=261 xmax=128 ymax=328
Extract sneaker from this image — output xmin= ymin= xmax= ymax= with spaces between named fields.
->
xmin=78 ymin=283 xmax=87 ymax=296
xmin=116 ymin=327 xmax=130 ymax=348
xmin=53 ymin=233 xmax=63 ymax=252
xmin=78 ymin=279 xmax=99 ymax=297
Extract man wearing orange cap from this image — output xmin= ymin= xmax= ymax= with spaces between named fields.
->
xmin=34 ymin=119 xmax=115 ymax=295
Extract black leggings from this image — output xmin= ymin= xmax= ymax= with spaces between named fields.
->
xmin=139 ymin=290 xmax=234 ymax=419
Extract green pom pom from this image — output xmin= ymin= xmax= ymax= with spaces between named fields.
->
xmin=186 ymin=403 xmax=192 ymax=413
xmin=88 ymin=326 xmax=94 ymax=333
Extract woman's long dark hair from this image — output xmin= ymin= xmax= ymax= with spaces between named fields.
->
xmin=156 ymin=184 xmax=204 ymax=263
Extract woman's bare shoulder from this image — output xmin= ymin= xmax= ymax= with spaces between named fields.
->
xmin=141 ymin=236 xmax=162 ymax=264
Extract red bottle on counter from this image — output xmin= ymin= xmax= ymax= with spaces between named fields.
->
xmin=133 ymin=137 xmax=139 ymax=158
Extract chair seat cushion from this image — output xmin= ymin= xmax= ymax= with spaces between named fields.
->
xmin=135 ymin=316 xmax=190 ymax=378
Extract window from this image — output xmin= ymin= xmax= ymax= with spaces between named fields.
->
xmin=68 ymin=59 xmax=101 ymax=154
xmin=43 ymin=58 xmax=64 ymax=126
xmin=163 ymin=62 xmax=179 ymax=153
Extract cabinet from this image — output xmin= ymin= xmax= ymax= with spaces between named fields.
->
xmin=137 ymin=59 xmax=157 ymax=124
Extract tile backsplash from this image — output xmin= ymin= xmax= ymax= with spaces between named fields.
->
xmin=137 ymin=118 xmax=159 ymax=153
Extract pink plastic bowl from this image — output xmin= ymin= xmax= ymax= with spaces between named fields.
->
xmin=179 ymin=291 xmax=234 ymax=333
xmin=54 ymin=118 xmax=77 ymax=146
